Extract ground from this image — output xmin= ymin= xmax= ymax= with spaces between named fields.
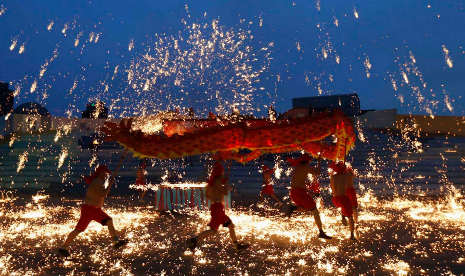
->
xmin=0 ymin=191 xmax=464 ymax=275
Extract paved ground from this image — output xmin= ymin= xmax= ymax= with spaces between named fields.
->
xmin=0 ymin=190 xmax=464 ymax=275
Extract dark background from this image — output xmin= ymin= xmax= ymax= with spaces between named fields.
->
xmin=0 ymin=0 xmax=464 ymax=117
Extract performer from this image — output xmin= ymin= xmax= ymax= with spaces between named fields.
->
xmin=58 ymin=152 xmax=127 ymax=257
xmin=329 ymin=161 xmax=357 ymax=240
xmin=259 ymin=165 xmax=283 ymax=206
xmin=136 ymin=159 xmax=148 ymax=200
xmin=187 ymin=160 xmax=248 ymax=250
xmin=286 ymin=154 xmax=331 ymax=239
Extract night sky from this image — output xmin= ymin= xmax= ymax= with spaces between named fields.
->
xmin=0 ymin=0 xmax=464 ymax=117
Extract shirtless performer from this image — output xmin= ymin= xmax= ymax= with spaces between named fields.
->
xmin=287 ymin=154 xmax=331 ymax=239
xmin=187 ymin=160 xmax=248 ymax=250
xmin=330 ymin=161 xmax=357 ymax=240
xmin=58 ymin=153 xmax=127 ymax=257
xmin=259 ymin=165 xmax=283 ymax=207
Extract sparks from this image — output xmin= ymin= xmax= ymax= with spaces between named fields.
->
xmin=47 ymin=21 xmax=54 ymax=31
xmin=353 ymin=8 xmax=359 ymax=19
xmin=9 ymin=40 xmax=17 ymax=51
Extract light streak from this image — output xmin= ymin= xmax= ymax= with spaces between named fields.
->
xmin=402 ymin=71 xmax=409 ymax=84
xmin=364 ymin=56 xmax=372 ymax=78
xmin=9 ymin=40 xmax=17 ymax=51
xmin=61 ymin=24 xmax=68 ymax=35
xmin=122 ymin=14 xmax=273 ymax=115
xmin=0 ymin=5 xmax=6 ymax=16
xmin=30 ymin=80 xmax=37 ymax=93
xmin=17 ymin=151 xmax=29 ymax=173
xmin=18 ymin=43 xmax=25 ymax=54
xmin=442 ymin=45 xmax=453 ymax=68
xmin=353 ymin=8 xmax=359 ymax=19
xmin=58 ymin=148 xmax=68 ymax=169
xmin=47 ymin=21 xmax=54 ymax=31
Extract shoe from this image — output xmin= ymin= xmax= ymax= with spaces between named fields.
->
xmin=58 ymin=248 xmax=70 ymax=257
xmin=235 ymin=243 xmax=249 ymax=250
xmin=187 ymin=237 xmax=197 ymax=250
xmin=114 ymin=239 xmax=128 ymax=249
xmin=285 ymin=205 xmax=297 ymax=217
xmin=318 ymin=232 xmax=332 ymax=240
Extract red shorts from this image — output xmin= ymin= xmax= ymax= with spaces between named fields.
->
xmin=332 ymin=196 xmax=353 ymax=217
xmin=208 ymin=202 xmax=232 ymax=231
xmin=261 ymin=184 xmax=275 ymax=196
xmin=290 ymin=187 xmax=316 ymax=210
xmin=136 ymin=177 xmax=146 ymax=186
xmin=346 ymin=187 xmax=358 ymax=208
xmin=75 ymin=204 xmax=111 ymax=231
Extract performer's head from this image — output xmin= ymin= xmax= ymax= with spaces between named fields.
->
xmin=287 ymin=153 xmax=311 ymax=167
xmin=262 ymin=165 xmax=274 ymax=175
xmin=299 ymin=153 xmax=311 ymax=164
xmin=213 ymin=152 xmax=224 ymax=161
xmin=329 ymin=161 xmax=352 ymax=175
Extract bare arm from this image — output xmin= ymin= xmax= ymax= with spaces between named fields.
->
xmin=106 ymin=150 xmax=128 ymax=192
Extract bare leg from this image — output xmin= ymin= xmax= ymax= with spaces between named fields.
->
xmin=140 ymin=190 xmax=147 ymax=200
xmin=106 ymin=218 xmax=129 ymax=249
xmin=352 ymin=208 xmax=358 ymax=224
xmin=227 ymin=224 xmax=238 ymax=244
xmin=348 ymin=216 xmax=355 ymax=240
xmin=63 ymin=229 xmax=82 ymax=248
xmin=227 ymin=224 xmax=249 ymax=249
xmin=105 ymin=218 xmax=120 ymax=240
xmin=312 ymin=209 xmax=332 ymax=239
xmin=311 ymin=209 xmax=323 ymax=231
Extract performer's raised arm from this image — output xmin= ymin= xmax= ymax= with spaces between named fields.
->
xmin=106 ymin=150 xmax=128 ymax=193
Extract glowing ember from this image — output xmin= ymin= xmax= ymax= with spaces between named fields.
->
xmin=9 ymin=39 xmax=17 ymax=51
xmin=61 ymin=23 xmax=68 ymax=35
xmin=383 ymin=259 xmax=410 ymax=275
xmin=30 ymin=80 xmax=37 ymax=93
xmin=18 ymin=43 xmax=25 ymax=54
xmin=364 ymin=56 xmax=372 ymax=78
xmin=353 ymin=8 xmax=359 ymax=19
xmin=442 ymin=45 xmax=453 ymax=68
xmin=16 ymin=151 xmax=29 ymax=173
xmin=57 ymin=149 xmax=68 ymax=169
xmin=1 ymin=1 xmax=464 ymax=275
xmin=46 ymin=21 xmax=54 ymax=31
xmin=1 ymin=192 xmax=462 ymax=274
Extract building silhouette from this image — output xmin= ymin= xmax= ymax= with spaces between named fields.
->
xmin=0 ymin=82 xmax=14 ymax=116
